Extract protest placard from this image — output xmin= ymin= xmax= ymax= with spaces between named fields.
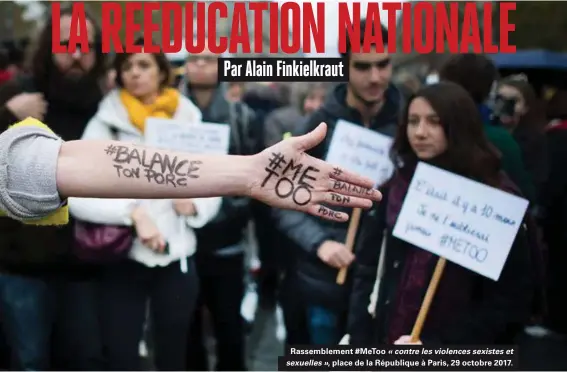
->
xmin=392 ymin=162 xmax=529 ymax=281
xmin=326 ymin=119 xmax=394 ymax=285
xmin=325 ymin=119 xmax=394 ymax=187
xmin=145 ymin=118 xmax=231 ymax=155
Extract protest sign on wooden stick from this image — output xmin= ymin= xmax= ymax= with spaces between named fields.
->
xmin=325 ymin=119 xmax=394 ymax=286
xmin=392 ymin=162 xmax=529 ymax=342
xmin=410 ymin=257 xmax=446 ymax=342
xmin=336 ymin=207 xmax=362 ymax=284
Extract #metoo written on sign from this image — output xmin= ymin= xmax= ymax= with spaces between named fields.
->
xmin=51 ymin=1 xmax=516 ymax=55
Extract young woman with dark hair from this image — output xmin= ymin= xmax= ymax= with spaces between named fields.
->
xmin=347 ymin=82 xmax=533 ymax=345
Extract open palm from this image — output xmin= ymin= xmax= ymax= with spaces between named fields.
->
xmin=249 ymin=123 xmax=382 ymax=222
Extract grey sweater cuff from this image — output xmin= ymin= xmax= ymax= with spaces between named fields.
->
xmin=0 ymin=125 xmax=64 ymax=221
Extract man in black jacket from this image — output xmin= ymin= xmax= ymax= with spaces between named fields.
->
xmin=274 ymin=20 xmax=404 ymax=345
xmin=0 ymin=9 xmax=106 ymax=371
xmin=179 ymin=45 xmax=259 ymax=371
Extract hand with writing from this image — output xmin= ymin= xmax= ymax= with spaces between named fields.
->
xmin=394 ymin=336 xmax=422 ymax=345
xmin=317 ymin=240 xmax=354 ymax=269
xmin=173 ymin=199 xmax=197 ymax=216
xmin=248 ymin=123 xmax=382 ymax=222
xmin=131 ymin=206 xmax=166 ymax=253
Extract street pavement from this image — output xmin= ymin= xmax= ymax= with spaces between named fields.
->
xmin=242 ymin=308 xmax=567 ymax=371
xmin=140 ymin=306 xmax=567 ymax=371
xmin=246 ymin=306 xmax=284 ymax=370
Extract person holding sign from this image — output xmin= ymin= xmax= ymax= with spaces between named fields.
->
xmin=0 ymin=115 xmax=380 ymax=365
xmin=178 ymin=44 xmax=259 ymax=371
xmin=273 ymin=19 xmax=404 ymax=345
xmin=347 ymin=82 xmax=533 ymax=346
xmin=66 ymin=42 xmax=213 ymax=371
xmin=27 ymin=41 xmax=374 ymax=370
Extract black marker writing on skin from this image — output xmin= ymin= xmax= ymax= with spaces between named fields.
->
xmin=332 ymin=180 xmax=373 ymax=196
xmin=261 ymin=153 xmax=320 ymax=207
xmin=262 ymin=152 xmax=287 ymax=186
xmin=143 ymin=168 xmax=189 ymax=187
xmin=113 ymin=165 xmax=140 ymax=179
xmin=109 ymin=146 xmax=201 ymax=178
xmin=318 ymin=205 xmax=341 ymax=220
xmin=273 ymin=180 xmax=312 ymax=206
xmin=332 ymin=167 xmax=342 ymax=177
xmin=298 ymin=166 xmax=319 ymax=189
xmin=106 ymin=145 xmax=201 ymax=187
xmin=282 ymin=160 xmax=304 ymax=181
xmin=105 ymin=145 xmax=118 ymax=156
xmin=330 ymin=193 xmax=350 ymax=204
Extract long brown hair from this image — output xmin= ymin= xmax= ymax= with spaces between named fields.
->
xmin=27 ymin=5 xmax=106 ymax=91
xmin=391 ymin=82 xmax=501 ymax=186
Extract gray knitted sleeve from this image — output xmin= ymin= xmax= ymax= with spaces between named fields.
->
xmin=0 ymin=125 xmax=65 ymax=221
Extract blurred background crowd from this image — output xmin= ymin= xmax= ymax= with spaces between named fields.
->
xmin=0 ymin=1 xmax=567 ymax=371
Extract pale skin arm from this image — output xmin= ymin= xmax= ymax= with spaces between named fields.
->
xmin=56 ymin=123 xmax=383 ymax=222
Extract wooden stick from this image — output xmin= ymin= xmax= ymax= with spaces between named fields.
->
xmin=336 ymin=207 xmax=362 ymax=285
xmin=410 ymin=257 xmax=447 ymax=342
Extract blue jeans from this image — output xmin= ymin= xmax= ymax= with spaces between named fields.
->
xmin=306 ymin=305 xmax=340 ymax=345
xmin=0 ymin=274 xmax=52 ymax=370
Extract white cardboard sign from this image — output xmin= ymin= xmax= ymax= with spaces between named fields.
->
xmin=392 ymin=162 xmax=529 ymax=281
xmin=145 ymin=118 xmax=231 ymax=155
xmin=325 ymin=119 xmax=394 ymax=187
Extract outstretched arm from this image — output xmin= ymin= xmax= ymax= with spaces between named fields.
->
xmin=0 ymin=119 xmax=381 ymax=223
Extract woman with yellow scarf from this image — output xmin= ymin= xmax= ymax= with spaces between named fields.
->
xmin=0 ymin=43 xmax=381 ymax=367
xmin=68 ymin=42 xmax=218 ymax=370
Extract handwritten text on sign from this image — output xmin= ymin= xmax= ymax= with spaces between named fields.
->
xmin=325 ymin=119 xmax=394 ymax=187
xmin=145 ymin=118 xmax=231 ymax=155
xmin=392 ymin=162 xmax=529 ymax=281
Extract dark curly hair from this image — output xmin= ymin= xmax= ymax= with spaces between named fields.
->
xmin=27 ymin=5 xmax=106 ymax=91
xmin=391 ymin=82 xmax=501 ymax=187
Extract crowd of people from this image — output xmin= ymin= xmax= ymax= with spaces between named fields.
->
xmin=0 ymin=7 xmax=567 ymax=372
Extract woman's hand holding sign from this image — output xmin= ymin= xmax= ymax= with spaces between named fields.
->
xmin=249 ymin=123 xmax=382 ymax=222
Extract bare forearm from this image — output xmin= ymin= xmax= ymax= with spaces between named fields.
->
xmin=1 ymin=121 xmax=380 ymax=223
xmin=56 ymin=140 xmax=253 ymax=199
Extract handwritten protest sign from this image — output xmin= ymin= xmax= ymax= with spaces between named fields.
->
xmin=326 ymin=119 xmax=394 ymax=285
xmin=392 ymin=162 xmax=529 ymax=281
xmin=325 ymin=119 xmax=394 ymax=187
xmin=145 ymin=118 xmax=230 ymax=155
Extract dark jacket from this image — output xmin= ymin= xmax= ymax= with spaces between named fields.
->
xmin=263 ymin=106 xmax=305 ymax=147
xmin=0 ymin=76 xmax=101 ymax=278
xmin=540 ymin=124 xmax=567 ymax=333
xmin=242 ymin=85 xmax=284 ymax=153
xmin=273 ymin=83 xmax=404 ymax=309
xmin=480 ymin=105 xmax=535 ymax=202
xmin=181 ymin=81 xmax=259 ymax=257
xmin=347 ymin=188 xmax=534 ymax=345
xmin=484 ymin=123 xmax=536 ymax=202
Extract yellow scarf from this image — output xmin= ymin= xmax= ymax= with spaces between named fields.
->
xmin=0 ymin=117 xmax=69 ymax=225
xmin=119 ymin=88 xmax=180 ymax=133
